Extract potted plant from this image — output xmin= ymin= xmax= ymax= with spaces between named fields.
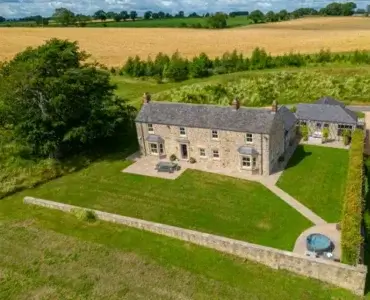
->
xmin=189 ymin=157 xmax=196 ymax=164
xmin=170 ymin=154 xmax=177 ymax=162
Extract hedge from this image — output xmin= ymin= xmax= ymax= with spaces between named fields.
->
xmin=341 ymin=129 xmax=365 ymax=265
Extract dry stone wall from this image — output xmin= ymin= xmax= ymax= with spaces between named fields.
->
xmin=24 ymin=196 xmax=367 ymax=296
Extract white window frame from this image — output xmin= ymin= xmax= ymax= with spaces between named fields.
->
xmin=179 ymin=127 xmax=186 ymax=136
xmin=211 ymin=130 xmax=219 ymax=140
xmin=150 ymin=143 xmax=158 ymax=155
xmin=212 ymin=149 xmax=220 ymax=159
xmin=242 ymin=155 xmax=257 ymax=170
xmin=245 ymin=133 xmax=253 ymax=143
xmin=148 ymin=123 xmax=154 ymax=133
xmin=199 ymin=148 xmax=206 ymax=158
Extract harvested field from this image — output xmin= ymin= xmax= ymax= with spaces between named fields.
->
xmin=1 ymin=17 xmax=370 ymax=66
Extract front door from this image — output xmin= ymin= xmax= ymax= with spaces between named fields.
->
xmin=180 ymin=144 xmax=188 ymax=159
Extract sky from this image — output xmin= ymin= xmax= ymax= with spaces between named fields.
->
xmin=0 ymin=0 xmax=367 ymax=18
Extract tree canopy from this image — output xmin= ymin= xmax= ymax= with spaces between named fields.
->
xmin=52 ymin=8 xmax=75 ymax=26
xmin=207 ymin=13 xmax=228 ymax=29
xmin=0 ymin=39 xmax=136 ymax=159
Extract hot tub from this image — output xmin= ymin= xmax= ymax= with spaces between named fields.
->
xmin=306 ymin=233 xmax=332 ymax=254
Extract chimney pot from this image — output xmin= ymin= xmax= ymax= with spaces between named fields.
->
xmin=143 ymin=92 xmax=151 ymax=104
xmin=232 ymin=97 xmax=240 ymax=110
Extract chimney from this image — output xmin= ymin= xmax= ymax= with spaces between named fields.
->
xmin=143 ymin=92 xmax=151 ymax=104
xmin=271 ymin=100 xmax=278 ymax=114
xmin=232 ymin=97 xmax=240 ymax=110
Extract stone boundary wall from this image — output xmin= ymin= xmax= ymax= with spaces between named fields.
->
xmin=24 ymin=196 xmax=367 ymax=295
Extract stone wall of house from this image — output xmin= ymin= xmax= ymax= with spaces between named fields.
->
xmin=136 ymin=121 xmax=274 ymax=175
xmin=268 ymin=114 xmax=285 ymax=173
xmin=24 ymin=196 xmax=367 ymax=296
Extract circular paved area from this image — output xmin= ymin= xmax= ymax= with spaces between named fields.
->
xmin=293 ymin=223 xmax=341 ymax=260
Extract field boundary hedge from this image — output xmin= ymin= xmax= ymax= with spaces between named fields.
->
xmin=341 ymin=129 xmax=365 ymax=265
xmin=119 ymin=48 xmax=370 ymax=82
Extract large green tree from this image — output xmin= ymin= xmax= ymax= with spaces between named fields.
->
xmin=0 ymin=39 xmax=136 ymax=158
xmin=52 ymin=8 xmax=75 ymax=26
xmin=207 ymin=13 xmax=227 ymax=29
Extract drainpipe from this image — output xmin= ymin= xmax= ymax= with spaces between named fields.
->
xmin=260 ymin=133 xmax=263 ymax=176
xmin=140 ymin=123 xmax=147 ymax=156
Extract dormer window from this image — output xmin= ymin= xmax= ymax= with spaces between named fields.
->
xmin=179 ymin=127 xmax=186 ymax=136
xmin=148 ymin=124 xmax=154 ymax=133
xmin=212 ymin=130 xmax=219 ymax=139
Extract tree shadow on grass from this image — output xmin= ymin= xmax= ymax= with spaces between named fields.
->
xmin=283 ymin=145 xmax=312 ymax=171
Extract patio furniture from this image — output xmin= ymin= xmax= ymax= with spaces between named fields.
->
xmin=155 ymin=161 xmax=179 ymax=173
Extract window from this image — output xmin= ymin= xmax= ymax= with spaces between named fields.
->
xmin=300 ymin=121 xmax=307 ymax=126
xmin=316 ymin=123 xmax=322 ymax=129
xmin=324 ymin=123 xmax=329 ymax=128
xmin=179 ymin=127 xmax=186 ymax=136
xmin=212 ymin=130 xmax=219 ymax=139
xmin=241 ymin=156 xmax=257 ymax=169
xmin=150 ymin=143 xmax=158 ymax=154
xmin=338 ymin=124 xmax=352 ymax=130
xmin=148 ymin=123 xmax=154 ymax=133
xmin=242 ymin=156 xmax=251 ymax=168
xmin=245 ymin=133 xmax=253 ymax=143
xmin=212 ymin=149 xmax=220 ymax=159
xmin=159 ymin=143 xmax=164 ymax=155
xmin=199 ymin=148 xmax=206 ymax=157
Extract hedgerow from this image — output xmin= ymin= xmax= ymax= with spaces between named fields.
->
xmin=122 ymin=48 xmax=370 ymax=82
xmin=341 ymin=129 xmax=365 ymax=265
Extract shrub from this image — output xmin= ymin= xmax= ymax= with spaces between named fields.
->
xmin=189 ymin=157 xmax=196 ymax=164
xmin=72 ymin=208 xmax=97 ymax=222
xmin=110 ymin=67 xmax=116 ymax=75
xmin=322 ymin=127 xmax=329 ymax=142
xmin=341 ymin=129 xmax=364 ymax=265
xmin=170 ymin=154 xmax=177 ymax=161
xmin=343 ymin=129 xmax=351 ymax=145
xmin=300 ymin=125 xmax=309 ymax=141
xmin=290 ymin=106 xmax=297 ymax=113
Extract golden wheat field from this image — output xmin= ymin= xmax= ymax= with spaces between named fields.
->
xmin=1 ymin=17 xmax=370 ymax=66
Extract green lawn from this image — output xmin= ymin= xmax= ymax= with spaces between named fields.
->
xmin=0 ymin=196 xmax=359 ymax=300
xmin=277 ymin=145 xmax=349 ymax=222
xmin=20 ymin=158 xmax=312 ymax=251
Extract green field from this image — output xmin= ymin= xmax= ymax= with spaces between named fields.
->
xmin=0 ymin=16 xmax=253 ymax=28
xmin=113 ymin=65 xmax=370 ymax=108
xmin=21 ymin=159 xmax=312 ymax=250
xmin=0 ymin=194 xmax=359 ymax=300
xmin=277 ymin=145 xmax=349 ymax=222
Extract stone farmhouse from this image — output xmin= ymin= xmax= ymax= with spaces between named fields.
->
xmin=295 ymin=97 xmax=359 ymax=142
xmin=135 ymin=94 xmax=362 ymax=176
xmin=135 ymin=94 xmax=296 ymax=176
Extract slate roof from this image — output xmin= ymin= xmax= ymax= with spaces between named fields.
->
xmin=146 ymin=135 xmax=164 ymax=143
xmin=296 ymin=103 xmax=358 ymax=124
xmin=238 ymin=146 xmax=259 ymax=155
xmin=315 ymin=96 xmax=345 ymax=108
xmin=277 ymin=106 xmax=297 ymax=130
xmin=136 ymin=101 xmax=280 ymax=134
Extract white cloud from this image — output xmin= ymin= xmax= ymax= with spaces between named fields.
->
xmin=0 ymin=0 xmax=363 ymax=18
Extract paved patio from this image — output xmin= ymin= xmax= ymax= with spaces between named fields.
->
xmin=123 ymin=152 xmax=264 ymax=182
xmin=293 ymin=223 xmax=341 ymax=261
xmin=300 ymin=139 xmax=349 ymax=150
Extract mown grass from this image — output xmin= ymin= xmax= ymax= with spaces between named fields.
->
xmin=0 ymin=196 xmax=359 ymax=300
xmin=277 ymin=145 xmax=349 ymax=222
xmin=21 ymin=159 xmax=312 ymax=250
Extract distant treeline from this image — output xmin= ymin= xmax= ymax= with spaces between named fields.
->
xmin=1 ymin=2 xmax=368 ymax=28
xmin=118 ymin=48 xmax=370 ymax=82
